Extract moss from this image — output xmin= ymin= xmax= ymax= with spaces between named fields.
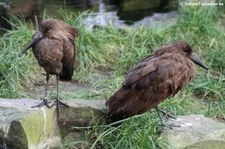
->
xmin=7 ymin=121 xmax=28 ymax=149
xmin=7 ymin=108 xmax=61 ymax=148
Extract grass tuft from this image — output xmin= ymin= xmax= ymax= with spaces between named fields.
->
xmin=0 ymin=17 xmax=38 ymax=98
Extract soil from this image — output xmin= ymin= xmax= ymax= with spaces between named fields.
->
xmin=24 ymin=71 xmax=113 ymax=101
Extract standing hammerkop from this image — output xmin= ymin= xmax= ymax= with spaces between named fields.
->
xmin=23 ymin=19 xmax=78 ymax=110
xmin=106 ymin=41 xmax=208 ymax=123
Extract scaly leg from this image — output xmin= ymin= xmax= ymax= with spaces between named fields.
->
xmin=156 ymin=107 xmax=176 ymax=119
xmin=155 ymin=106 xmax=164 ymax=125
xmin=32 ymin=73 xmax=50 ymax=108
xmin=155 ymin=106 xmax=176 ymax=126
xmin=51 ymin=75 xmax=69 ymax=116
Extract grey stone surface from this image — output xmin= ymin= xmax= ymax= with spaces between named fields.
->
xmin=0 ymin=98 xmax=106 ymax=149
xmin=159 ymin=114 xmax=225 ymax=149
xmin=3 ymin=99 xmax=225 ymax=149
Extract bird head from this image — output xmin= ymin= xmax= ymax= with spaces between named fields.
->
xmin=23 ymin=19 xmax=78 ymax=53
xmin=175 ymin=41 xmax=208 ymax=70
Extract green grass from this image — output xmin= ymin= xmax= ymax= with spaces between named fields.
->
xmin=0 ymin=3 xmax=225 ymax=149
xmin=0 ymin=16 xmax=38 ymax=98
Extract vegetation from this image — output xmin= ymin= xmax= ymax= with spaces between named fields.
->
xmin=0 ymin=3 xmax=224 ymax=149
xmin=0 ymin=17 xmax=37 ymax=98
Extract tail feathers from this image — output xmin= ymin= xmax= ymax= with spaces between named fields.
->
xmin=59 ymin=74 xmax=72 ymax=81
xmin=107 ymin=102 xmax=149 ymax=124
xmin=106 ymin=88 xmax=150 ymax=124
xmin=59 ymin=63 xmax=74 ymax=81
xmin=107 ymin=114 xmax=128 ymax=126
xmin=59 ymin=68 xmax=73 ymax=81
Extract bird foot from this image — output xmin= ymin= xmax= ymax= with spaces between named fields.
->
xmin=158 ymin=123 xmax=180 ymax=129
xmin=51 ymin=100 xmax=69 ymax=108
xmin=157 ymin=107 xmax=176 ymax=119
xmin=31 ymin=98 xmax=51 ymax=108
xmin=51 ymin=100 xmax=69 ymax=117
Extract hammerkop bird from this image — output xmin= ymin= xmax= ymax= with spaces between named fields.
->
xmin=106 ymin=41 xmax=208 ymax=123
xmin=23 ymin=19 xmax=78 ymax=111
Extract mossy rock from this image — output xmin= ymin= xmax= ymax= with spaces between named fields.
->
xmin=8 ymin=109 xmax=61 ymax=148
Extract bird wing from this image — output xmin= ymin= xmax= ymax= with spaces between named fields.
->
xmin=106 ymin=52 xmax=190 ymax=122
xmin=59 ymin=26 xmax=78 ymax=81
xmin=124 ymin=54 xmax=156 ymax=87
xmin=60 ymin=39 xmax=75 ymax=81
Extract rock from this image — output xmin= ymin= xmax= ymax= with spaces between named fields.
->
xmin=0 ymin=98 xmax=106 ymax=149
xmin=159 ymin=115 xmax=225 ymax=149
xmin=0 ymin=98 xmax=61 ymax=149
xmin=57 ymin=100 xmax=106 ymax=145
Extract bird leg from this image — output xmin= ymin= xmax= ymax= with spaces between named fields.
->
xmin=51 ymin=75 xmax=69 ymax=116
xmin=155 ymin=106 xmax=176 ymax=125
xmin=156 ymin=107 xmax=176 ymax=119
xmin=44 ymin=73 xmax=50 ymax=99
xmin=31 ymin=73 xmax=51 ymax=108
xmin=155 ymin=106 xmax=164 ymax=125
xmin=155 ymin=107 xmax=180 ymax=128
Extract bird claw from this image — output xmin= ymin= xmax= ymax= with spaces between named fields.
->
xmin=158 ymin=123 xmax=181 ymax=129
xmin=31 ymin=98 xmax=51 ymax=108
xmin=155 ymin=107 xmax=177 ymax=126
xmin=51 ymin=100 xmax=69 ymax=108
xmin=50 ymin=100 xmax=69 ymax=117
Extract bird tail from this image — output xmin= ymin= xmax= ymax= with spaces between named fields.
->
xmin=60 ymin=53 xmax=75 ymax=81
xmin=59 ymin=65 xmax=74 ymax=81
xmin=106 ymin=88 xmax=144 ymax=124
xmin=107 ymin=113 xmax=129 ymax=126
xmin=59 ymin=73 xmax=72 ymax=81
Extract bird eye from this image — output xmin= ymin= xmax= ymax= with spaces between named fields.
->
xmin=183 ymin=47 xmax=191 ymax=53
xmin=46 ymin=27 xmax=51 ymax=32
xmin=44 ymin=27 xmax=51 ymax=33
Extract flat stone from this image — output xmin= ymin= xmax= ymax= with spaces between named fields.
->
xmin=159 ymin=114 xmax=225 ymax=149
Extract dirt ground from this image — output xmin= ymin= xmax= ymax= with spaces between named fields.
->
xmin=25 ymin=70 xmax=113 ymax=102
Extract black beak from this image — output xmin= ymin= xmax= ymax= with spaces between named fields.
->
xmin=190 ymin=52 xmax=208 ymax=70
xmin=23 ymin=31 xmax=43 ymax=53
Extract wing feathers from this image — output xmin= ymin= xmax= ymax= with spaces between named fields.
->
xmin=60 ymin=38 xmax=75 ymax=81
xmin=106 ymin=45 xmax=197 ymax=123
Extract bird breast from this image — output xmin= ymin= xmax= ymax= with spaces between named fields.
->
xmin=33 ymin=37 xmax=64 ymax=75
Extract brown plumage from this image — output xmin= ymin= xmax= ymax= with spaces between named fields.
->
xmin=23 ymin=19 xmax=78 ymax=110
xmin=106 ymin=41 xmax=208 ymax=123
